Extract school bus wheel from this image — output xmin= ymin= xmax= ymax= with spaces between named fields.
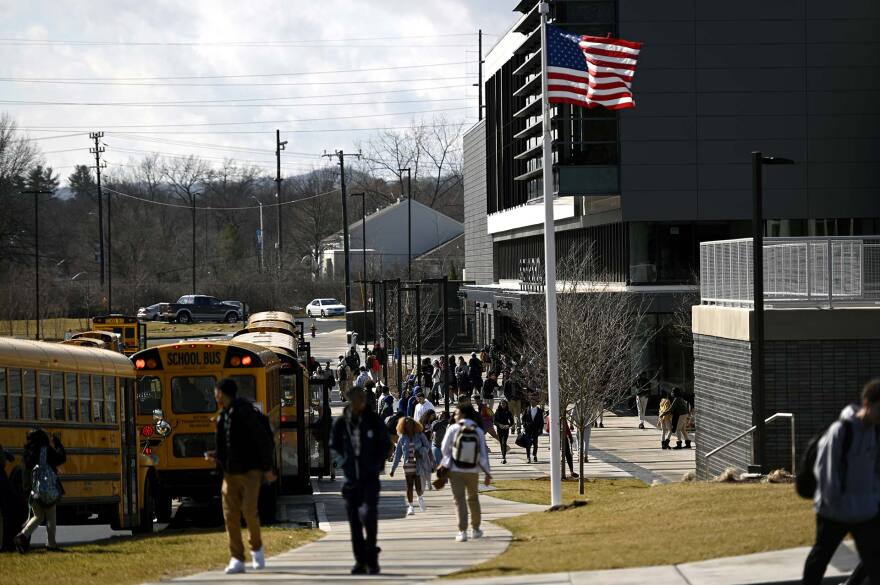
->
xmin=133 ymin=477 xmax=156 ymax=534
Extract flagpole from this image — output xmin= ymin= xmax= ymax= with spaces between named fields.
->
xmin=539 ymin=0 xmax=562 ymax=508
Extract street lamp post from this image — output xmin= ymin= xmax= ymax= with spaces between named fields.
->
xmin=351 ymin=192 xmax=368 ymax=359
xmin=399 ymin=168 xmax=412 ymax=279
xmin=750 ymin=151 xmax=794 ymax=473
xmin=252 ymin=196 xmax=264 ymax=272
xmin=425 ymin=277 xmax=450 ymax=414
xmin=395 ymin=279 xmax=403 ymax=393
xmin=22 ymin=189 xmax=54 ymax=339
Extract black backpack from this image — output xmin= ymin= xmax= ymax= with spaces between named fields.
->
xmin=795 ymin=420 xmax=852 ymax=499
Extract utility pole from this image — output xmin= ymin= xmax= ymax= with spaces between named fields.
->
xmin=252 ymin=196 xmax=264 ymax=271
xmin=89 ymin=132 xmax=105 ymax=287
xmin=474 ymin=29 xmax=485 ymax=121
xmin=107 ymin=186 xmax=113 ymax=313
xmin=398 ymin=168 xmax=412 ymax=279
xmin=275 ymin=129 xmax=288 ymax=272
xmin=351 ymin=192 xmax=368 ymax=358
xmin=22 ymin=189 xmax=53 ymax=339
xmin=324 ymin=149 xmax=361 ymax=331
xmin=396 ymin=279 xmax=402 ymax=393
xmin=191 ymin=196 xmax=197 ymax=294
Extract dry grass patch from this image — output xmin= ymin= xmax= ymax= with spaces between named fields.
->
xmin=1 ymin=526 xmax=322 ymax=585
xmin=451 ymin=478 xmax=814 ymax=579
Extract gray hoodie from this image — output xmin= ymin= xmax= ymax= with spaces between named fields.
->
xmin=813 ymin=405 xmax=880 ymax=523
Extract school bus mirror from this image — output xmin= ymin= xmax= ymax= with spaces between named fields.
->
xmin=155 ymin=419 xmax=172 ymax=438
xmin=152 ymin=408 xmax=165 ymax=421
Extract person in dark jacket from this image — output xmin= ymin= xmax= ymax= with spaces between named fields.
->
xmin=207 ymin=378 xmax=276 ymax=575
xmin=331 ymin=385 xmax=391 ymax=575
xmin=14 ymin=429 xmax=66 ymax=553
xmin=494 ymin=399 xmax=514 ymax=464
xmin=468 ymin=352 xmax=483 ymax=389
xmin=481 ymin=371 xmax=499 ymax=410
xmin=521 ymin=400 xmax=545 ymax=463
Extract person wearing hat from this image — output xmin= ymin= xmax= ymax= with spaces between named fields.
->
xmin=405 ymin=387 xmax=421 ymax=418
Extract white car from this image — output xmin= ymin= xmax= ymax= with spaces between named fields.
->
xmin=305 ymin=298 xmax=346 ymax=318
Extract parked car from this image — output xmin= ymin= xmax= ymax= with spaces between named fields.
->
xmin=158 ymin=295 xmax=242 ymax=324
xmin=137 ymin=302 xmax=165 ymax=321
xmin=305 ymin=298 xmax=346 ymax=318
xmin=223 ymin=300 xmax=249 ymax=321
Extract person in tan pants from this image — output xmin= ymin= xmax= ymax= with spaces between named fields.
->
xmin=208 ymin=378 xmax=276 ymax=575
xmin=439 ymin=405 xmax=491 ymax=542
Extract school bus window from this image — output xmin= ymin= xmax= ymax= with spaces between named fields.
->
xmin=50 ymin=372 xmax=64 ymax=421
xmin=105 ymin=376 xmax=117 ymax=422
xmin=125 ymin=328 xmax=135 ymax=339
xmin=229 ymin=375 xmax=256 ymax=402
xmin=65 ymin=372 xmax=77 ymax=421
xmin=8 ymin=368 xmax=21 ymax=419
xmin=171 ymin=376 xmax=217 ymax=414
xmin=92 ymin=375 xmax=104 ymax=422
xmin=0 ymin=367 xmax=7 ymax=419
xmin=39 ymin=372 xmax=51 ymax=420
xmin=23 ymin=369 xmax=36 ymax=420
xmin=281 ymin=375 xmax=296 ymax=406
xmin=137 ymin=377 xmax=162 ymax=415
xmin=78 ymin=374 xmax=91 ymax=422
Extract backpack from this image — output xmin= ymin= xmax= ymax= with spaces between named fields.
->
xmin=31 ymin=447 xmax=61 ymax=506
xmin=795 ymin=420 xmax=852 ymax=499
xmin=452 ymin=424 xmax=480 ymax=469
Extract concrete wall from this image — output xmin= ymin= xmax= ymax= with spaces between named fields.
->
xmin=463 ymin=121 xmax=494 ymax=285
xmin=693 ymin=304 xmax=880 ymax=478
xmin=618 ymin=0 xmax=880 ymax=222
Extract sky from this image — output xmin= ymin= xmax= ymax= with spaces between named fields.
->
xmin=0 ymin=0 xmax=517 ymax=184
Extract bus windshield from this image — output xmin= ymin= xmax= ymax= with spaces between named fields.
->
xmin=171 ymin=376 xmax=217 ymax=413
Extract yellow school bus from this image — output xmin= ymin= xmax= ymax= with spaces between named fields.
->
xmin=130 ymin=340 xmax=282 ymax=521
xmin=64 ymin=330 xmax=125 ymax=353
xmin=0 ymin=337 xmax=161 ymax=542
xmin=231 ymin=329 xmax=313 ymax=494
xmin=91 ymin=315 xmax=147 ymax=356
xmin=246 ymin=311 xmax=297 ymax=331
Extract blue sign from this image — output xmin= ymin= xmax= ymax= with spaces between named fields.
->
xmin=256 ymin=229 xmax=263 ymax=245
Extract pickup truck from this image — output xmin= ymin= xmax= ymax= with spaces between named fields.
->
xmin=158 ymin=295 xmax=242 ymax=324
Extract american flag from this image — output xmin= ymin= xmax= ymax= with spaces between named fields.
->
xmin=545 ymin=24 xmax=642 ymax=111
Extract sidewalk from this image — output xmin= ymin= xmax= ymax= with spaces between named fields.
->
xmin=446 ymin=542 xmax=859 ymax=585
xmin=153 ymin=446 xmax=544 ymax=585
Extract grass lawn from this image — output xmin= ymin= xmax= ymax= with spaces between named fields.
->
xmin=450 ymin=478 xmax=815 ymax=579
xmin=1 ymin=526 xmax=322 ymax=585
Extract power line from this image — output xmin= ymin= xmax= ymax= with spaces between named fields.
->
xmin=0 ymin=97 xmax=471 ymax=108
xmin=0 ymin=61 xmax=469 ymax=82
xmin=0 ymin=32 xmax=491 ymax=47
xmin=16 ymin=106 xmax=470 ymax=129
xmin=101 ymin=185 xmax=339 ymax=210
xmin=21 ymin=122 xmax=474 ymax=135
xmin=0 ymin=75 xmax=472 ymax=87
xmin=0 ymin=83 xmax=469 ymax=107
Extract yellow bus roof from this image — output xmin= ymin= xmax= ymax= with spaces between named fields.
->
xmin=232 ymin=332 xmax=298 ymax=355
xmin=71 ymin=331 xmax=120 ymax=343
xmin=0 ymin=337 xmax=135 ymax=378
xmin=144 ymin=340 xmax=280 ymax=368
xmin=247 ymin=311 xmax=296 ymax=327
xmin=234 ymin=321 xmax=297 ymax=336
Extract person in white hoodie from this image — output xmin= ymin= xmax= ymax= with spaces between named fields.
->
xmin=439 ymin=405 xmax=491 ymax=542
xmin=802 ymin=379 xmax=880 ymax=585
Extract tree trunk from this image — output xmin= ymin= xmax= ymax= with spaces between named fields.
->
xmin=579 ymin=422 xmax=586 ymax=495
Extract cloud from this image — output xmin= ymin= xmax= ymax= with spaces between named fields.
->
xmin=1 ymin=0 xmax=515 ymax=183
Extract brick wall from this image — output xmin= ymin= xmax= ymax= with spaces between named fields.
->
xmin=694 ymin=333 xmax=880 ymax=479
xmin=694 ymin=334 xmax=754 ymax=479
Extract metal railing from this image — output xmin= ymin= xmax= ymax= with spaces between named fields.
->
xmin=700 ymin=237 xmax=880 ymax=308
xmin=705 ymin=412 xmax=796 ymax=474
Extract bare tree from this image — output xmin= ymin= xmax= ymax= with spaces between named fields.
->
xmin=512 ymin=244 xmax=653 ymax=494
xmin=289 ymin=167 xmax=341 ymax=278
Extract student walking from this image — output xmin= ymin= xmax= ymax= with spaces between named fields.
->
xmin=330 ymin=386 xmax=391 ymax=575
xmin=14 ymin=429 xmax=66 ymax=553
xmin=481 ymin=371 xmax=499 ymax=410
xmin=502 ymin=374 xmax=523 ymax=433
xmin=634 ymin=372 xmax=651 ymax=430
xmin=468 ymin=352 xmax=483 ymax=390
xmin=429 ymin=411 xmax=451 ymax=470
xmin=439 ymin=405 xmax=492 ymax=542
xmin=206 ymin=378 xmax=275 ymax=575
xmin=336 ymin=355 xmax=350 ymax=401
xmin=670 ymin=388 xmax=692 ymax=449
xmin=658 ymin=391 xmax=674 ymax=449
xmin=802 ymin=379 xmax=880 ymax=585
xmin=494 ymin=399 xmax=514 ymax=464
xmin=413 ymin=391 xmax=435 ymax=423
xmin=390 ymin=417 xmax=432 ymax=514
xmin=522 ymin=400 xmax=545 ymax=463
